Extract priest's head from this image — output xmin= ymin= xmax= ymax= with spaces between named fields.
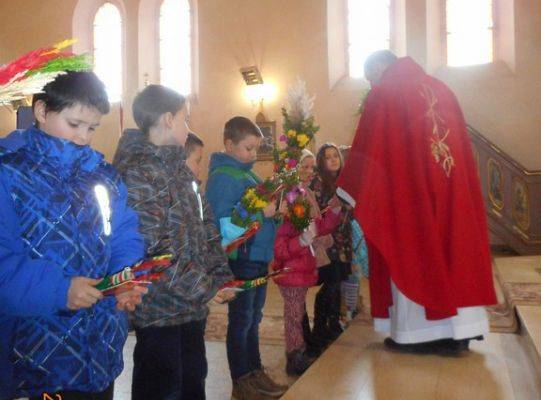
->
xmin=364 ymin=50 xmax=398 ymax=87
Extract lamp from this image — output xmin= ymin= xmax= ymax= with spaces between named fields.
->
xmin=240 ymin=66 xmax=272 ymax=122
xmin=240 ymin=66 xmax=263 ymax=85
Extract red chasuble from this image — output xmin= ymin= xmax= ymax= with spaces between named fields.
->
xmin=337 ymin=57 xmax=496 ymax=320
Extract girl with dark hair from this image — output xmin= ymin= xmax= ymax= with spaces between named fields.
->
xmin=309 ymin=143 xmax=353 ymax=351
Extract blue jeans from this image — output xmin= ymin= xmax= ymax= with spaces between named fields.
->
xmin=226 ymin=259 xmax=268 ymax=380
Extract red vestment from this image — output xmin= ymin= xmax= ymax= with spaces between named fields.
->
xmin=337 ymin=57 xmax=497 ymax=320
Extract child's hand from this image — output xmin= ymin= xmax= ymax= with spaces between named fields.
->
xmin=211 ymin=289 xmax=236 ymax=304
xmin=328 ymin=195 xmax=342 ymax=213
xmin=263 ymin=201 xmax=277 ymax=218
xmin=115 ymin=285 xmax=149 ymax=312
xmin=67 ymin=277 xmax=104 ymax=310
xmin=300 ymin=223 xmax=317 ymax=247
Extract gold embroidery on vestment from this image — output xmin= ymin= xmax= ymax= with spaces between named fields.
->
xmin=420 ymin=84 xmax=455 ymax=177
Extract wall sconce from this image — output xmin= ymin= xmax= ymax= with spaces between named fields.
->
xmin=240 ymin=66 xmax=264 ymax=85
xmin=240 ymin=66 xmax=275 ymax=122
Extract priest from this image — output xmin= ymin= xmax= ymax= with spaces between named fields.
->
xmin=337 ymin=50 xmax=497 ymax=354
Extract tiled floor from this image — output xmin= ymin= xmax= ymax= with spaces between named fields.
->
xmin=284 ymin=320 xmax=541 ymax=400
xmin=115 ymin=337 xmax=290 ymax=399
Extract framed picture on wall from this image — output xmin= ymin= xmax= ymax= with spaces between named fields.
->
xmin=487 ymin=158 xmax=504 ymax=211
xmin=256 ymin=120 xmax=276 ymax=161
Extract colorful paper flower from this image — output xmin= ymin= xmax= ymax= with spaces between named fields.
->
xmin=293 ymin=203 xmax=306 ymax=218
xmin=286 ymin=190 xmax=298 ymax=204
xmin=296 ymin=133 xmax=310 ymax=148
xmin=287 ymin=158 xmax=298 ymax=168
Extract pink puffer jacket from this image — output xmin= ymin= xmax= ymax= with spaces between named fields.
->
xmin=273 ymin=210 xmax=340 ymax=287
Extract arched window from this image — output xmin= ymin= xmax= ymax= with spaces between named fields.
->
xmin=159 ymin=0 xmax=192 ymax=95
xmin=93 ymin=2 xmax=123 ymax=102
xmin=347 ymin=0 xmax=392 ymax=78
xmin=446 ymin=0 xmax=494 ymax=67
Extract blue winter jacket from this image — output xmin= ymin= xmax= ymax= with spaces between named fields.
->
xmin=206 ymin=152 xmax=276 ymax=264
xmin=0 ymin=127 xmax=144 ymax=398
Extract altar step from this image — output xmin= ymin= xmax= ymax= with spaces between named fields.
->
xmin=493 ymin=255 xmax=541 ymax=379
xmin=517 ymin=306 xmax=541 ymax=378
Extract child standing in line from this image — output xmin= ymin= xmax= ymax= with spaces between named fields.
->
xmin=339 ymin=145 xmax=368 ymax=322
xmin=113 ymin=85 xmax=234 ymax=400
xmin=206 ymin=117 xmax=287 ymax=400
xmin=273 ymin=195 xmax=341 ymax=376
xmin=343 ymin=219 xmax=369 ymax=321
xmin=185 ymin=132 xmax=205 ymax=179
xmin=0 ymin=72 xmax=146 ymax=400
xmin=310 ymin=143 xmax=353 ymax=351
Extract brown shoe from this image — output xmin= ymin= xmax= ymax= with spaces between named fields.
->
xmin=232 ymin=372 xmax=271 ymax=400
xmin=250 ymin=369 xmax=288 ymax=397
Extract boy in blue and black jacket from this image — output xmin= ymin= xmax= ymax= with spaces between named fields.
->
xmin=0 ymin=72 xmax=146 ymax=400
xmin=206 ymin=116 xmax=288 ymax=399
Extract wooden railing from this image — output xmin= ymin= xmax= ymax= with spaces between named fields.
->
xmin=468 ymin=126 xmax=541 ymax=255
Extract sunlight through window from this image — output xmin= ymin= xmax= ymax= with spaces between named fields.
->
xmin=347 ymin=0 xmax=391 ymax=79
xmin=160 ymin=0 xmax=192 ymax=95
xmin=446 ymin=0 xmax=494 ymax=67
xmin=93 ymin=2 xmax=123 ymax=103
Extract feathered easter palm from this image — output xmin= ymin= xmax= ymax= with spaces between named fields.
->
xmin=0 ymin=39 xmax=91 ymax=105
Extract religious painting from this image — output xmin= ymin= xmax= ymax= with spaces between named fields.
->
xmin=256 ymin=120 xmax=276 ymax=161
xmin=512 ymin=178 xmax=530 ymax=231
xmin=471 ymin=145 xmax=480 ymax=178
xmin=487 ymin=158 xmax=504 ymax=210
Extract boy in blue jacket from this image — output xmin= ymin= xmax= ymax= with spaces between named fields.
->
xmin=0 ymin=71 xmax=146 ymax=400
xmin=206 ymin=116 xmax=287 ymax=399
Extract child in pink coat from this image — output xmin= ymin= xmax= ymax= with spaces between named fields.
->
xmin=273 ymin=196 xmax=341 ymax=376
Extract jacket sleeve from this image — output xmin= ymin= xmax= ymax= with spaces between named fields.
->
xmin=155 ymin=186 xmax=225 ymax=304
xmin=206 ymin=173 xmax=242 ymax=221
xmin=315 ymin=209 xmax=341 ymax=237
xmin=107 ymin=181 xmax=145 ymax=274
xmin=274 ymin=222 xmax=306 ymax=262
xmin=202 ymin=195 xmax=234 ymax=292
xmin=0 ymin=176 xmax=70 ymax=317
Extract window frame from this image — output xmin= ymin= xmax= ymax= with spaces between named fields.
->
xmin=72 ymin=0 xmax=127 ymax=104
xmin=442 ymin=0 xmax=497 ymax=67
xmin=92 ymin=1 xmax=125 ymax=103
xmin=345 ymin=0 xmax=396 ymax=79
xmin=157 ymin=0 xmax=194 ymax=96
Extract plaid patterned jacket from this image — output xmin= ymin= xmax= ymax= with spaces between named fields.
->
xmin=113 ymin=130 xmax=232 ymax=328
xmin=0 ymin=128 xmax=144 ymax=397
